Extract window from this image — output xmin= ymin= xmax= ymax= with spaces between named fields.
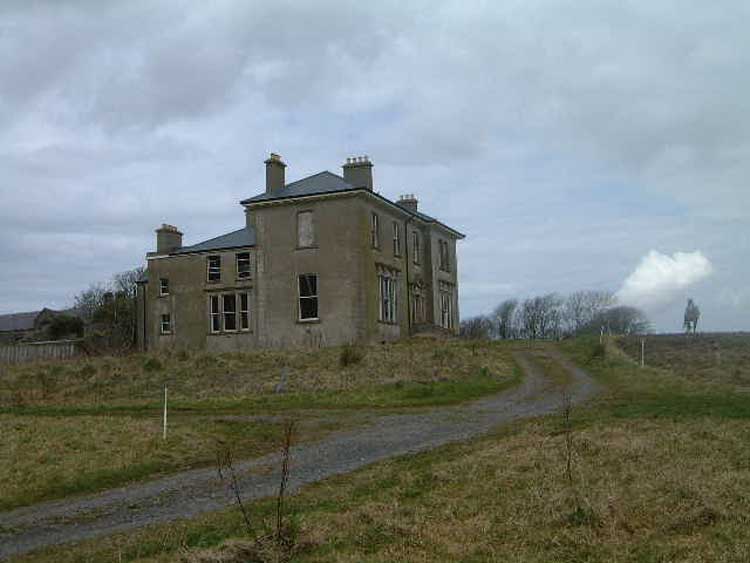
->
xmin=207 ymin=255 xmax=221 ymax=282
xmin=160 ymin=314 xmax=172 ymax=334
xmin=239 ymin=293 xmax=250 ymax=331
xmin=392 ymin=221 xmax=401 ymax=256
xmin=410 ymin=284 xmax=425 ymax=324
xmin=209 ymin=295 xmax=221 ymax=333
xmin=236 ymin=253 xmax=251 ymax=279
xmin=297 ymin=210 xmax=315 ymax=248
xmin=209 ymin=292 xmax=250 ymax=333
xmin=223 ymin=294 xmax=237 ymax=331
xmin=439 ymin=282 xmax=454 ymax=329
xmin=412 ymin=231 xmax=420 ymax=264
xmin=371 ymin=213 xmax=380 ymax=248
xmin=378 ymin=268 xmax=399 ymax=323
xmin=439 ymin=240 xmax=451 ymax=272
xmin=159 ymin=278 xmax=169 ymax=296
xmin=298 ymin=274 xmax=319 ymax=321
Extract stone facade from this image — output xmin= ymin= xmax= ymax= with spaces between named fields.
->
xmin=136 ymin=155 xmax=463 ymax=351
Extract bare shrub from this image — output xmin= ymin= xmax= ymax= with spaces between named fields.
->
xmin=339 ymin=344 xmax=364 ymax=368
xmin=213 ymin=419 xmax=304 ymax=563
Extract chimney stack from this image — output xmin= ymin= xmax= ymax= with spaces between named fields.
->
xmin=398 ymin=194 xmax=419 ymax=213
xmin=342 ymin=155 xmax=373 ymax=190
xmin=156 ymin=224 xmax=183 ymax=253
xmin=265 ymin=152 xmax=286 ymax=192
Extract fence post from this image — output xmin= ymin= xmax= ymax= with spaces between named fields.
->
xmin=163 ymin=385 xmax=168 ymax=441
xmin=640 ymin=338 xmax=645 ymax=368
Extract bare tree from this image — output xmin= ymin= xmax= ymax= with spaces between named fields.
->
xmin=460 ymin=316 xmax=493 ymax=339
xmin=586 ymin=306 xmax=650 ymax=335
xmin=492 ymin=299 xmax=518 ymax=339
xmin=74 ymin=284 xmax=109 ymax=322
xmin=563 ymin=290 xmax=615 ymax=335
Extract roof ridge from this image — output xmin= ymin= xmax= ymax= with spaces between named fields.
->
xmin=284 ymin=170 xmax=347 ymax=189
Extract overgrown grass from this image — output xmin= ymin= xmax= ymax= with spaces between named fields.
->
xmin=16 ymin=336 xmax=750 ymax=563
xmin=0 ymin=339 xmax=518 ymax=512
xmin=0 ymin=338 xmax=514 ymax=411
xmin=0 ymin=413 xmax=345 ymax=512
xmin=618 ymin=332 xmax=750 ymax=388
xmin=560 ymin=336 xmax=750 ymax=421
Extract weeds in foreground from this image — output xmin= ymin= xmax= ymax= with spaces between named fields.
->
xmin=213 ymin=419 xmax=306 ymax=563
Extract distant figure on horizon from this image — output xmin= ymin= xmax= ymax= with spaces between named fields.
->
xmin=684 ymin=298 xmax=700 ymax=334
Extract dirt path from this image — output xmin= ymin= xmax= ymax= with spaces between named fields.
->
xmin=0 ymin=347 xmax=599 ymax=560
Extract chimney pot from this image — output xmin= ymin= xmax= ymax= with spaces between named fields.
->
xmin=398 ymin=194 xmax=419 ymax=213
xmin=156 ymin=224 xmax=183 ymax=253
xmin=342 ymin=154 xmax=374 ymax=190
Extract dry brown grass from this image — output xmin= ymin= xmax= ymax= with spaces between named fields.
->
xmin=26 ymin=415 xmax=750 ymax=563
xmin=619 ymin=333 xmax=750 ymax=388
xmin=0 ymin=338 xmax=513 ymax=409
xmin=14 ymin=339 xmax=750 ymax=562
xmin=0 ymin=412 xmax=339 ymax=511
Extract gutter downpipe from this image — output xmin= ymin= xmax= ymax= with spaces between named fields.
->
xmin=404 ymin=215 xmax=413 ymax=336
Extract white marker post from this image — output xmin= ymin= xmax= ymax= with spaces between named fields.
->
xmin=163 ymin=385 xmax=168 ymax=441
xmin=640 ymin=339 xmax=645 ymax=368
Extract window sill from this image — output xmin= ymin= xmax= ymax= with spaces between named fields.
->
xmin=295 ymin=245 xmax=318 ymax=251
xmin=158 ymin=293 xmax=169 ymax=298
xmin=297 ymin=318 xmax=320 ymax=324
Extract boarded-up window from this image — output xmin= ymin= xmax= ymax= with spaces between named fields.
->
xmin=297 ymin=211 xmax=314 ymax=248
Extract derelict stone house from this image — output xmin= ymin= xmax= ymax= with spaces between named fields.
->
xmin=136 ymin=154 xmax=464 ymax=352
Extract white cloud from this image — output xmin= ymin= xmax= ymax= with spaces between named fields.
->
xmin=617 ymin=250 xmax=713 ymax=310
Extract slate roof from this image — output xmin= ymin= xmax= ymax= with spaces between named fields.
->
xmin=172 ymin=227 xmax=256 ymax=254
xmin=240 ymin=171 xmax=356 ymax=204
xmin=0 ymin=311 xmax=39 ymax=332
xmin=240 ymin=170 xmax=464 ymax=238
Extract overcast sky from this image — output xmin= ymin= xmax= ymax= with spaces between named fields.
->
xmin=1 ymin=1 xmax=748 ymax=332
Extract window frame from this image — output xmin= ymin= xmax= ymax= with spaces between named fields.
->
xmin=392 ymin=221 xmax=401 ymax=257
xmin=439 ymin=282 xmax=454 ymax=329
xmin=239 ymin=292 xmax=250 ymax=331
xmin=209 ymin=295 xmax=221 ymax=333
xmin=236 ymin=252 xmax=251 ymax=279
xmin=222 ymin=293 xmax=238 ymax=332
xmin=159 ymin=278 xmax=169 ymax=296
xmin=160 ymin=313 xmax=172 ymax=335
xmin=439 ymin=240 xmax=451 ymax=272
xmin=208 ymin=292 xmax=250 ymax=334
xmin=377 ymin=268 xmax=399 ymax=324
xmin=412 ymin=231 xmax=420 ymax=265
xmin=297 ymin=274 xmax=319 ymax=322
xmin=371 ymin=212 xmax=380 ymax=249
xmin=207 ymin=255 xmax=221 ymax=282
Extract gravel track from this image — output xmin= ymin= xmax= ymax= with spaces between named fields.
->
xmin=0 ymin=348 xmax=599 ymax=560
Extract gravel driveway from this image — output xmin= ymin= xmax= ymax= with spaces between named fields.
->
xmin=0 ymin=348 xmax=599 ymax=560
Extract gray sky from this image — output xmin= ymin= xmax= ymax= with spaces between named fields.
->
xmin=1 ymin=1 xmax=748 ymax=332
